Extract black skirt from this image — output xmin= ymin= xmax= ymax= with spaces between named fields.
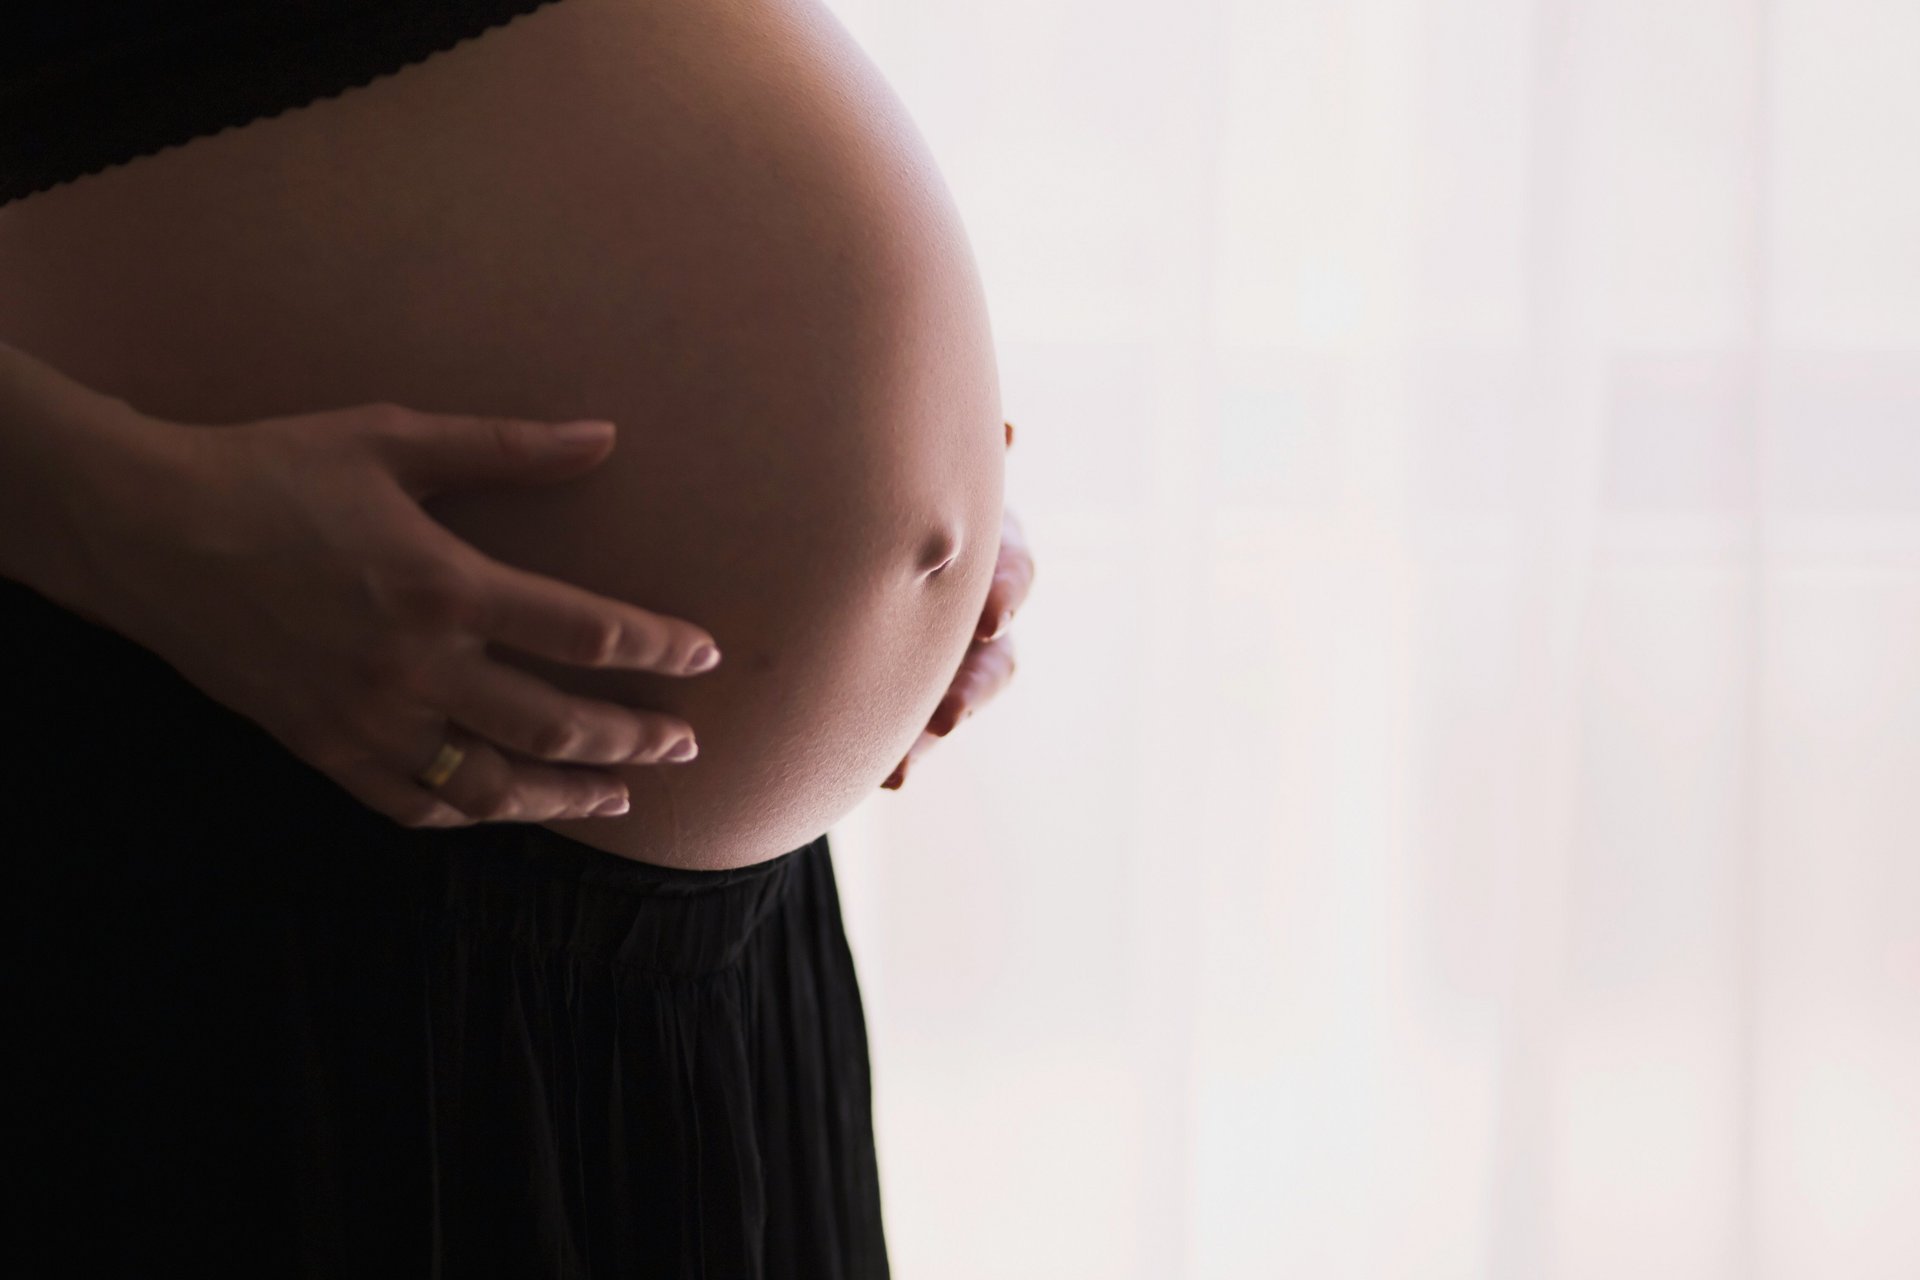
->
xmin=1 ymin=576 xmax=890 ymax=1278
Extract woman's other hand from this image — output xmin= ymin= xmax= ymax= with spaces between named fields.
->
xmin=76 ymin=400 xmax=724 ymax=830
xmin=882 ymin=419 xmax=1032 ymax=790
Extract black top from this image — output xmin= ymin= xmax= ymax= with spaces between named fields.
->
xmin=0 ymin=0 xmax=564 ymax=208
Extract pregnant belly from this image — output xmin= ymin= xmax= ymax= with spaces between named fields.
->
xmin=0 ymin=0 xmax=1005 ymax=869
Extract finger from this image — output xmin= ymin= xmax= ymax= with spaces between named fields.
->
xmin=883 ymin=634 xmax=1020 ymax=793
xmin=330 ymin=760 xmax=477 ymax=829
xmin=883 ymin=720 xmax=947 ymax=790
xmin=929 ymin=635 xmax=1017 ymax=737
xmin=414 ymin=730 xmax=633 ymax=823
xmin=370 ymin=406 xmax=621 ymax=502
xmin=976 ymin=509 xmax=1034 ymax=642
xmin=471 ymin=556 xmax=722 ymax=676
xmin=442 ymin=655 xmax=698 ymax=765
xmin=1004 ymin=419 xmax=1015 ymax=449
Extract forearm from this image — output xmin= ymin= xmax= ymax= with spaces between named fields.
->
xmin=0 ymin=339 xmax=185 ymax=623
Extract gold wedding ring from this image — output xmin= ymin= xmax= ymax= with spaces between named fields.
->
xmin=415 ymin=739 xmax=467 ymax=790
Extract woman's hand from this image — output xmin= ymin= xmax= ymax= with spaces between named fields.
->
xmin=882 ymin=419 xmax=1033 ymax=790
xmin=76 ymin=400 xmax=723 ymax=830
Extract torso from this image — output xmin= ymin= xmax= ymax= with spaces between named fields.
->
xmin=0 ymin=0 xmax=1004 ymax=869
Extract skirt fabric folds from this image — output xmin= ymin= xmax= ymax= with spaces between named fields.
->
xmin=1 ymin=576 xmax=890 ymax=1278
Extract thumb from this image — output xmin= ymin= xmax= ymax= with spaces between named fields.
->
xmin=373 ymin=410 xmax=617 ymax=501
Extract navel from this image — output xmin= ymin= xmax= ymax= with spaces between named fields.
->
xmin=915 ymin=526 xmax=961 ymax=580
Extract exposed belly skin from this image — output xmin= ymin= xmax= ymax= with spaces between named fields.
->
xmin=0 ymin=0 xmax=1005 ymax=869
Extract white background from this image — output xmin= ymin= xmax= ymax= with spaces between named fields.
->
xmin=822 ymin=1 xmax=1920 ymax=1276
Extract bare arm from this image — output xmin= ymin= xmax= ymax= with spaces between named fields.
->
xmin=0 ymin=336 xmax=724 ymax=830
xmin=0 ymin=338 xmax=186 ymax=626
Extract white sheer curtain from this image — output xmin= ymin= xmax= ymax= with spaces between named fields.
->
xmin=822 ymin=1 xmax=1920 ymax=1275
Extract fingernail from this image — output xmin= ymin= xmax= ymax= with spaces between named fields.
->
xmin=982 ymin=610 xmax=1012 ymax=642
xmin=662 ymin=737 xmax=698 ymax=762
xmin=882 ymin=764 xmax=906 ymax=790
xmin=593 ymin=793 xmax=631 ymax=817
xmin=685 ymin=643 xmax=720 ymax=673
xmin=554 ymin=419 xmax=615 ymax=446
xmin=930 ymin=698 xmax=960 ymax=737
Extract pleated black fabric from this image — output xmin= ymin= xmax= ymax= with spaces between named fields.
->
xmin=0 ymin=572 xmax=891 ymax=1278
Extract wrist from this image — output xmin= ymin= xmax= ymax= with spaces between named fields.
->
xmin=58 ymin=410 xmax=208 ymax=634
xmin=0 ymin=343 xmax=201 ymax=628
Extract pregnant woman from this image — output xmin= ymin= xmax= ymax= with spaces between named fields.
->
xmin=0 ymin=0 xmax=1033 ymax=1274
